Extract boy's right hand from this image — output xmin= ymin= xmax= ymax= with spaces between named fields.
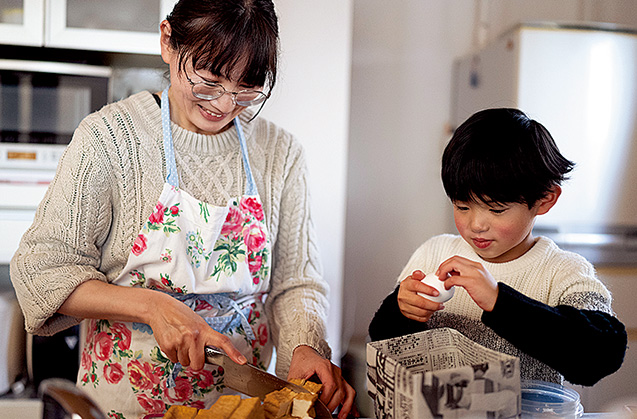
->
xmin=397 ymin=270 xmax=444 ymax=322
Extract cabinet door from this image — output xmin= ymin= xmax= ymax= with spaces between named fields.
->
xmin=45 ymin=0 xmax=177 ymax=54
xmin=0 ymin=0 xmax=45 ymax=46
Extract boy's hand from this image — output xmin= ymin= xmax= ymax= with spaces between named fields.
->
xmin=436 ymin=256 xmax=499 ymax=312
xmin=398 ymin=270 xmax=444 ymax=322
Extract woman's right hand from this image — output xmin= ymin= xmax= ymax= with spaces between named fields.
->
xmin=397 ymin=270 xmax=443 ymax=322
xmin=58 ymin=280 xmax=246 ymax=371
xmin=146 ymin=292 xmax=247 ymax=370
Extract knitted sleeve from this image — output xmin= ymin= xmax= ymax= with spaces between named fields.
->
xmin=546 ymin=250 xmax=613 ymax=313
xmin=368 ymin=286 xmax=429 ymax=341
xmin=482 ymin=283 xmax=627 ymax=385
xmin=264 ymin=143 xmax=331 ymax=378
xmin=10 ymin=118 xmax=113 ymax=335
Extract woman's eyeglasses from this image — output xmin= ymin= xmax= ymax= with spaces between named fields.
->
xmin=185 ymin=73 xmax=269 ymax=107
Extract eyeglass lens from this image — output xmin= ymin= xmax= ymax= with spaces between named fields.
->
xmin=192 ymin=84 xmax=265 ymax=106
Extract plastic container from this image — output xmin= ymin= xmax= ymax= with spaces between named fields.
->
xmin=521 ymin=379 xmax=584 ymax=418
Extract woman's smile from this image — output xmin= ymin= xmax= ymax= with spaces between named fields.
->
xmin=198 ymin=104 xmax=228 ymax=122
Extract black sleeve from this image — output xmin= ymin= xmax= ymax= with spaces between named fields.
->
xmin=482 ymin=282 xmax=627 ymax=386
xmin=368 ymin=286 xmax=430 ymax=341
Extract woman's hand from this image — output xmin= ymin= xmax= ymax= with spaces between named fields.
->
xmin=436 ymin=255 xmax=499 ymax=311
xmin=397 ymin=270 xmax=444 ymax=322
xmin=146 ymin=292 xmax=246 ymax=370
xmin=287 ymin=345 xmax=356 ymax=419
xmin=58 ymin=280 xmax=246 ymax=370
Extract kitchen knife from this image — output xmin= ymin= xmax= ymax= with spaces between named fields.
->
xmin=204 ymin=346 xmax=333 ymax=418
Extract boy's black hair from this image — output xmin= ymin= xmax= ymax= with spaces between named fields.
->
xmin=442 ymin=108 xmax=575 ymax=208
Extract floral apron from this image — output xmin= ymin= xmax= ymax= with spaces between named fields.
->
xmin=77 ymin=86 xmax=272 ymax=419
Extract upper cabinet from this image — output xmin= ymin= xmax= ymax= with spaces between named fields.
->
xmin=0 ymin=0 xmax=178 ymax=54
xmin=0 ymin=0 xmax=45 ymax=47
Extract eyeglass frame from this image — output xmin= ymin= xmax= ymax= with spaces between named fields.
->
xmin=183 ymin=72 xmax=270 ymax=107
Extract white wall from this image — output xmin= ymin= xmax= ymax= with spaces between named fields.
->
xmin=344 ymin=0 xmax=475 ymax=352
xmin=261 ymin=0 xmax=353 ymax=364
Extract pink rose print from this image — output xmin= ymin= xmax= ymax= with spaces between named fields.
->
xmin=149 ymin=203 xmax=165 ymax=224
xmin=136 ymin=394 xmax=165 ymax=414
xmin=86 ymin=319 xmax=97 ymax=344
xmin=164 ymin=377 xmax=193 ymax=404
xmin=221 ymin=206 xmax=246 ymax=237
xmin=243 ymin=222 xmax=267 ymax=253
xmin=94 ymin=332 xmax=113 ymax=361
xmin=185 ymin=368 xmax=215 ymax=389
xmin=170 ymin=205 xmax=179 ymax=215
xmin=128 ymin=360 xmax=161 ymax=391
xmin=132 ymin=234 xmax=147 ymax=256
xmin=248 ymin=253 xmax=263 ymax=276
xmin=110 ymin=322 xmax=132 ymax=350
xmin=104 ymin=362 xmax=125 ymax=384
xmin=190 ymin=401 xmax=206 ymax=410
xmin=257 ymin=323 xmax=268 ymax=346
xmin=81 ymin=349 xmax=92 ymax=371
xmin=195 ymin=299 xmax=214 ymax=312
xmin=240 ymin=197 xmax=264 ymax=221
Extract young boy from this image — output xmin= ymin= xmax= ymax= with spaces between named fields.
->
xmin=368 ymin=108 xmax=626 ymax=386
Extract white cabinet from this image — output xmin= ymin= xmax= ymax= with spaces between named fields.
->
xmin=0 ymin=0 xmax=45 ymax=47
xmin=0 ymin=0 xmax=177 ymax=54
xmin=45 ymin=0 xmax=177 ymax=54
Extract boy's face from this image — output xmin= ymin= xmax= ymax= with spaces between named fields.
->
xmin=452 ymin=198 xmax=542 ymax=263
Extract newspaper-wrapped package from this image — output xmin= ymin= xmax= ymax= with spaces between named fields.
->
xmin=367 ymin=328 xmax=521 ymax=418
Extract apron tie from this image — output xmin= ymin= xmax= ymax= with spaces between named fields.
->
xmin=173 ymin=292 xmax=257 ymax=341
xmin=167 ymin=292 xmax=257 ymax=388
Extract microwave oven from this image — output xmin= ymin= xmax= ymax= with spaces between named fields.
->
xmin=0 ymin=59 xmax=112 ymax=263
xmin=0 ymin=59 xmax=112 ymax=177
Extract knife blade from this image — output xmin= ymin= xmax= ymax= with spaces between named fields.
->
xmin=204 ymin=346 xmax=333 ymax=418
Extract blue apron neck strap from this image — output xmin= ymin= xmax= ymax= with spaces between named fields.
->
xmin=234 ymin=116 xmax=258 ymax=196
xmin=161 ymin=85 xmax=179 ymax=188
xmin=161 ymin=85 xmax=258 ymax=196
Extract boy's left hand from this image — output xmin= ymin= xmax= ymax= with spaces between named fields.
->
xmin=436 ymin=255 xmax=499 ymax=312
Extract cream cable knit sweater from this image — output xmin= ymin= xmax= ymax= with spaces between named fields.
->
xmin=10 ymin=91 xmax=330 ymax=377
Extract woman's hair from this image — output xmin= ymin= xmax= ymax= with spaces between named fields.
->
xmin=166 ymin=0 xmax=279 ymax=91
xmin=441 ymin=108 xmax=575 ymax=208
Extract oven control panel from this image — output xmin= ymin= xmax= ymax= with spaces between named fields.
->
xmin=0 ymin=143 xmax=65 ymax=173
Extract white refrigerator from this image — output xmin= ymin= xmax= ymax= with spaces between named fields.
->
xmin=452 ymin=22 xmax=637 ymax=265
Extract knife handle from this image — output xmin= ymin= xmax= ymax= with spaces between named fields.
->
xmin=204 ymin=346 xmax=226 ymax=366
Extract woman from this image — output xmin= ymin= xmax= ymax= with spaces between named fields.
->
xmin=10 ymin=1 xmax=355 ymax=417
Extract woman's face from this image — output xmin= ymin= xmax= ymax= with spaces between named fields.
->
xmin=160 ymin=21 xmax=256 ymax=135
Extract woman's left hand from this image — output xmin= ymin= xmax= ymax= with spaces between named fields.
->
xmin=288 ymin=345 xmax=357 ymax=418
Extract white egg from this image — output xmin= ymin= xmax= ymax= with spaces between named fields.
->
xmin=417 ymin=272 xmax=455 ymax=303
